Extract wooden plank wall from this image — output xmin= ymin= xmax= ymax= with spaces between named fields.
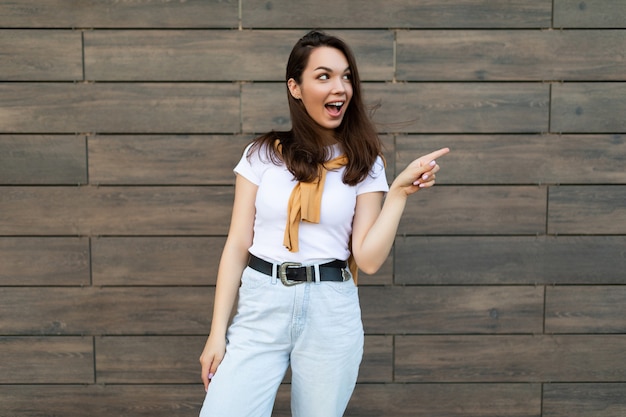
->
xmin=1 ymin=1 xmax=625 ymax=416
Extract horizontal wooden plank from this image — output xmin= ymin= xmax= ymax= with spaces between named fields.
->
xmin=242 ymin=0 xmax=552 ymax=28
xmin=0 ymin=237 xmax=89 ymax=286
xmin=361 ymin=286 xmax=543 ymax=334
xmin=0 ymin=0 xmax=238 ymax=28
xmin=543 ymin=383 xmax=626 ymax=417
xmin=395 ymin=236 xmax=626 ymax=285
xmin=97 ymin=131 xmax=238 ymax=179
xmin=397 ymin=30 xmax=626 ymax=81
xmin=0 ymin=287 xmax=213 ymax=335
xmin=0 ymin=385 xmax=202 ymax=417
xmin=345 ymin=383 xmax=541 ymax=417
xmin=359 ymin=336 xmax=393 ymax=383
xmin=396 ymin=134 xmax=626 ymax=185
xmin=96 ymin=336 xmax=205 ymax=383
xmin=554 ymin=0 xmax=626 ymax=28
xmin=0 ymin=83 xmax=240 ymax=134
xmin=0 ymin=30 xmax=82 ymax=80
xmin=88 ymin=135 xmax=249 ymax=185
xmin=84 ymin=30 xmax=393 ymax=81
xmin=546 ymin=286 xmax=626 ymax=333
xmin=395 ymin=335 xmax=626 ymax=382
xmin=243 ymin=83 xmax=550 ymax=134
xmin=242 ymin=83 xmax=291 ymax=133
xmin=551 ymin=83 xmax=626 ymax=133
xmin=92 ymin=237 xmax=223 ymax=286
xmin=0 ymin=135 xmax=86 ymax=184
xmin=548 ymin=185 xmax=626 ymax=234
xmin=0 ymin=336 xmax=93 ymax=383
xmin=370 ymin=83 xmax=550 ymax=133
xmin=0 ymin=186 xmax=232 ymax=235
xmin=399 ymin=186 xmax=546 ymax=235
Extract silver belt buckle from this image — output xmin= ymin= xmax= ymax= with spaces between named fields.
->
xmin=341 ymin=267 xmax=350 ymax=282
xmin=278 ymin=262 xmax=305 ymax=286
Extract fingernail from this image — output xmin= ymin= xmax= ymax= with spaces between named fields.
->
xmin=422 ymin=174 xmax=429 ymax=180
xmin=208 ymin=373 xmax=214 ymax=380
xmin=413 ymin=180 xmax=420 ymax=186
xmin=429 ymin=160 xmax=436 ymax=166
xmin=419 ymin=183 xmax=426 ymax=188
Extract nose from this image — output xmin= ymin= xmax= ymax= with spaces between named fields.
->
xmin=331 ymin=76 xmax=346 ymax=94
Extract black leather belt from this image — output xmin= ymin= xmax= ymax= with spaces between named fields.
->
xmin=247 ymin=254 xmax=350 ymax=286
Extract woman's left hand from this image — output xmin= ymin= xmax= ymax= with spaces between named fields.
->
xmin=391 ymin=147 xmax=450 ymax=196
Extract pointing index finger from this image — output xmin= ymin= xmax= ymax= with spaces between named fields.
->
xmin=423 ymin=147 xmax=450 ymax=163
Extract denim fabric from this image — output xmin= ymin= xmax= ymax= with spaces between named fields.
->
xmin=200 ymin=266 xmax=364 ymax=417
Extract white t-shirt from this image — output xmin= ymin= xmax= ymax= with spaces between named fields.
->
xmin=234 ymin=142 xmax=389 ymax=265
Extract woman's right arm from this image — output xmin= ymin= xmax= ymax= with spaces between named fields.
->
xmin=199 ymin=174 xmax=257 ymax=391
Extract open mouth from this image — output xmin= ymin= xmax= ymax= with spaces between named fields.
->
xmin=325 ymin=101 xmax=344 ymax=117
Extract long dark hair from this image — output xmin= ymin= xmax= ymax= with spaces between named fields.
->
xmin=250 ymin=30 xmax=382 ymax=186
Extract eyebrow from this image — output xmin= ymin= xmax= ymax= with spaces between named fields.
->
xmin=314 ymin=66 xmax=351 ymax=73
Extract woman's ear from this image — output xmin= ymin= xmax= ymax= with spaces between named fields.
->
xmin=287 ymin=78 xmax=301 ymax=100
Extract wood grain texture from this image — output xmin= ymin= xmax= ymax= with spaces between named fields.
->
xmin=0 ymin=30 xmax=82 ymax=81
xmin=359 ymin=336 xmax=393 ymax=383
xmin=0 ymin=186 xmax=232 ymax=236
xmin=0 ymin=0 xmax=238 ymax=28
xmin=0 ymin=237 xmax=89 ymax=286
xmin=395 ymin=335 xmax=626 ymax=382
xmin=96 ymin=336 xmax=206 ymax=383
xmin=551 ymin=83 xmax=626 ymax=133
xmin=92 ymin=237 xmax=224 ymax=286
xmin=395 ymin=236 xmax=626 ymax=285
xmin=0 ymin=135 xmax=87 ymax=184
xmin=242 ymin=0 xmax=552 ymax=28
xmin=84 ymin=30 xmax=393 ymax=81
xmin=368 ymin=83 xmax=550 ymax=133
xmin=0 ymin=287 xmax=213 ymax=335
xmin=396 ymin=134 xmax=626 ymax=185
xmin=548 ymin=186 xmax=626 ymax=234
xmin=0 ymin=385 xmax=203 ymax=417
xmin=399 ymin=186 xmax=547 ymax=234
xmin=347 ymin=383 xmax=541 ymax=417
xmin=88 ymin=135 xmax=250 ymax=185
xmin=554 ymin=0 xmax=626 ymax=28
xmin=545 ymin=286 xmax=626 ymax=333
xmin=0 ymin=336 xmax=93 ymax=383
xmin=243 ymin=83 xmax=550 ymax=134
xmin=0 ymin=83 xmax=240 ymax=134
xmin=397 ymin=30 xmax=626 ymax=81
xmin=360 ymin=286 xmax=543 ymax=334
xmin=543 ymin=383 xmax=626 ymax=417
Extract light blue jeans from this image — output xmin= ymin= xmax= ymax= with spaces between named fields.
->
xmin=200 ymin=266 xmax=364 ymax=417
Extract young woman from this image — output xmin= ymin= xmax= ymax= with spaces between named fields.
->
xmin=199 ymin=31 xmax=449 ymax=417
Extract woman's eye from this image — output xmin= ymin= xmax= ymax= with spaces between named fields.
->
xmin=343 ymin=74 xmax=351 ymax=81
xmin=318 ymin=74 xmax=329 ymax=80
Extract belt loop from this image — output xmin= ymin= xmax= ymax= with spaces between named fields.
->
xmin=313 ymin=264 xmax=321 ymax=284
xmin=271 ymin=263 xmax=278 ymax=285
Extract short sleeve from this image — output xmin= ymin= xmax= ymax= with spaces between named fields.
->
xmin=356 ymin=156 xmax=389 ymax=195
xmin=233 ymin=143 xmax=261 ymax=185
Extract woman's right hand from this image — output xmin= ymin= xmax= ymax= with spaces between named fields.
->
xmin=199 ymin=334 xmax=226 ymax=392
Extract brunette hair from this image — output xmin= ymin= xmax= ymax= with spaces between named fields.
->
xmin=250 ymin=30 xmax=382 ymax=186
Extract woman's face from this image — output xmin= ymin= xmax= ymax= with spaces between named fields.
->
xmin=288 ymin=46 xmax=353 ymax=131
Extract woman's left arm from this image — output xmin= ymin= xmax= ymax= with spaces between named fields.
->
xmin=351 ymin=147 xmax=449 ymax=274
